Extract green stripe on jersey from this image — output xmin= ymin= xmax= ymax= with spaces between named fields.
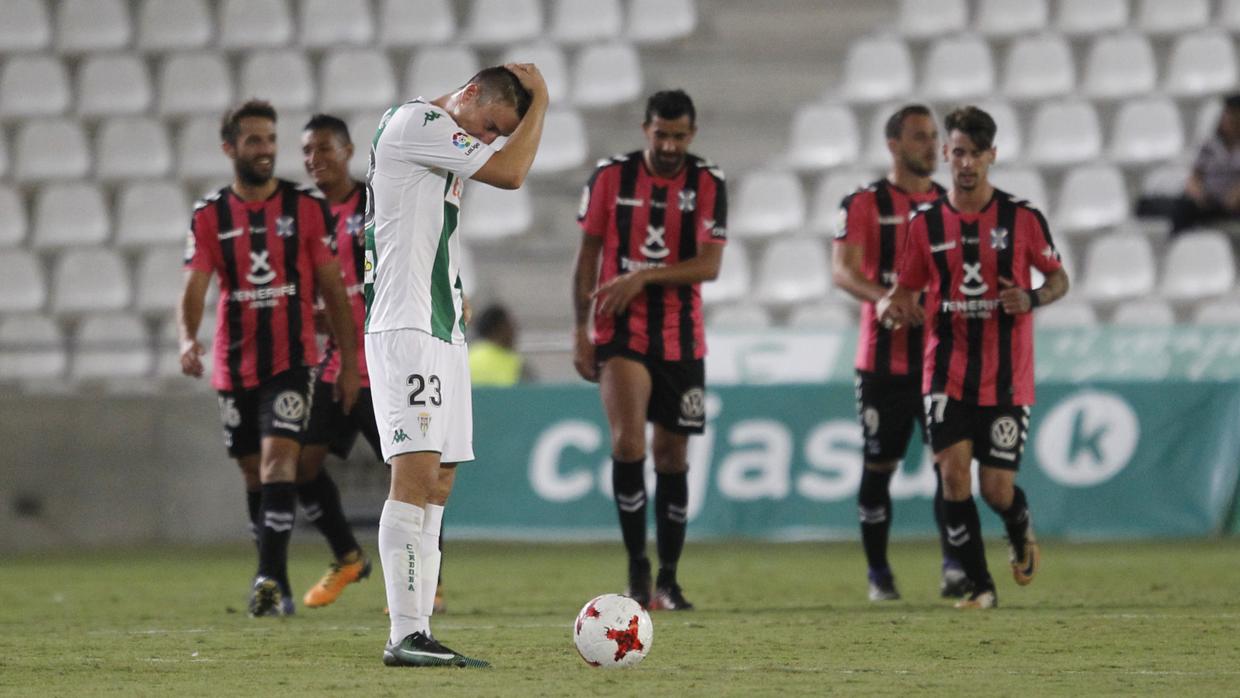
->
xmin=429 ymin=174 xmax=459 ymax=342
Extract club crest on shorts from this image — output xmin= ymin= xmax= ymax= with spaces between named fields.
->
xmin=991 ymin=415 xmax=1020 ymax=450
xmin=274 ymin=391 xmax=306 ymax=422
xmin=418 ymin=411 xmax=431 ymax=436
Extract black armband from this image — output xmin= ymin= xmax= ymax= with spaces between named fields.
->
xmin=1027 ymin=289 xmax=1042 ymax=309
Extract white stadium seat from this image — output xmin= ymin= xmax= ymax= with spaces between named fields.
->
xmin=299 ymin=0 xmax=374 ymax=47
xmin=501 ymin=43 xmax=570 ymax=105
xmin=176 ymin=116 xmax=231 ymax=182
xmin=136 ymin=0 xmax=212 ymax=51
xmin=0 ymin=185 xmax=27 ymax=247
xmin=807 ymin=169 xmax=879 ymax=236
xmin=922 ymin=36 xmax=995 ymax=101
xmin=0 ymin=130 xmax=7 ymax=179
xmin=787 ymin=302 xmax=854 ymax=329
xmin=71 ymin=313 xmax=153 ymax=380
xmin=31 ymin=182 xmax=110 ymax=249
xmin=14 ymin=120 xmax=91 ymax=181
xmin=0 ymin=0 xmax=51 ymax=52
xmin=1081 ymin=34 xmax=1157 ymax=100
xmin=529 ymin=108 xmax=587 ymax=175
xmin=1056 ymin=0 xmax=1129 ymax=36
xmin=701 ymin=242 xmax=751 ymax=305
xmin=975 ymin=0 xmax=1049 ymax=37
xmin=754 ymin=237 xmax=831 ymax=305
xmin=1222 ymin=0 xmax=1240 ymax=32
xmin=0 ymin=250 xmax=45 ymax=313
xmin=219 ymin=0 xmax=293 ymax=49
xmin=406 ymin=46 xmax=480 ymax=100
xmin=785 ymin=103 xmax=861 ymax=171
xmin=50 ymin=248 xmax=131 ymax=314
xmin=989 ymin=167 xmax=1049 ymax=214
xmin=1193 ymin=299 xmax=1240 ymax=325
xmin=1108 ymin=97 xmax=1184 ymax=165
xmin=1026 ymin=100 xmax=1102 ymax=167
xmin=1141 ymin=163 xmax=1191 ymax=198
xmin=896 ymin=0 xmax=968 ymax=39
xmin=1164 ymin=32 xmax=1238 ymax=99
xmin=1135 ymin=0 xmax=1209 ymax=35
xmin=77 ymin=54 xmax=152 ymax=118
xmin=273 ymin=110 xmax=309 ymax=181
xmin=975 ymin=99 xmax=1022 ymax=161
xmin=707 ymin=303 xmax=771 ymax=330
xmin=116 ymin=181 xmax=190 ymax=249
xmin=628 ymin=0 xmax=696 ymax=43
xmin=1033 ymin=300 xmax=1098 ymax=328
xmin=377 ymin=0 xmax=456 ymax=46
xmin=730 ymin=170 xmax=806 ymax=239
xmin=319 ymin=49 xmax=397 ymax=113
xmin=840 ymin=36 xmax=914 ymax=104
xmin=1081 ymin=233 xmax=1156 ymax=303
xmin=572 ymin=42 xmax=643 ymax=108
xmin=56 ymin=0 xmax=130 ymax=53
xmin=134 ymin=248 xmax=187 ymax=315
xmin=0 ymin=55 xmax=70 ymax=118
xmin=1111 ymin=299 xmax=1176 ymax=327
xmin=1194 ymin=98 xmax=1223 ymax=146
xmin=157 ymin=52 xmax=232 ymax=117
xmin=462 ymin=0 xmax=542 ymax=46
xmin=1159 ymin=231 xmax=1236 ymax=301
xmin=550 ymin=0 xmax=621 ymax=44
xmin=0 ymin=315 xmax=66 ymax=380
xmin=458 ymin=183 xmax=532 ymax=241
xmin=1002 ymin=34 xmax=1074 ymax=101
xmin=1055 ymin=164 xmax=1128 ymax=235
xmin=96 ymin=117 xmax=173 ymax=181
xmin=347 ymin=111 xmax=380 ymax=179
xmin=239 ymin=50 xmax=314 ymax=112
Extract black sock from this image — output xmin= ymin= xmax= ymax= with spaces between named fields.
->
xmin=655 ymin=471 xmax=688 ymax=586
xmin=257 ymin=482 xmax=297 ymax=594
xmin=932 ymin=464 xmax=958 ymax=569
xmin=612 ymin=458 xmax=648 ymax=563
xmin=297 ymin=470 xmax=359 ymax=561
xmin=246 ymin=488 xmax=261 ymax=548
xmin=999 ymin=486 xmax=1030 ymax=547
xmin=857 ymin=468 xmax=893 ymax=574
xmin=943 ymin=497 xmax=992 ymax=590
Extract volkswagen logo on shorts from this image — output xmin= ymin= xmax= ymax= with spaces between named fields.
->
xmin=990 ymin=416 xmax=1020 ymax=450
xmin=680 ymin=388 xmax=705 ymax=421
xmin=273 ymin=391 xmax=306 ymax=422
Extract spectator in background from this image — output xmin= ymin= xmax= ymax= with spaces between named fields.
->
xmin=1142 ymin=93 xmax=1240 ymax=234
xmin=468 ymin=304 xmax=532 ymax=386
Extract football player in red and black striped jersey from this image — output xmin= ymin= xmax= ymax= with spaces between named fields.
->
xmin=179 ymin=100 xmax=361 ymax=617
xmin=573 ymin=90 xmax=727 ymax=611
xmin=833 ymin=104 xmax=966 ymax=602
xmin=880 ymin=106 xmax=1069 ymax=609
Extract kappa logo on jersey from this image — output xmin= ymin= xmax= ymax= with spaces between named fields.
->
xmin=273 ymin=391 xmax=306 ymax=422
xmin=276 ymin=215 xmax=296 ymax=238
xmin=990 ymin=227 xmax=1009 ymax=250
xmin=640 ymin=225 xmax=670 ymax=259
xmin=392 ymin=428 xmax=411 ymax=444
xmin=423 ymin=111 xmax=442 ymax=127
xmin=678 ymin=189 xmax=696 ymax=212
xmin=246 ymin=250 xmax=277 ymax=285
xmin=960 ymin=261 xmax=988 ymax=297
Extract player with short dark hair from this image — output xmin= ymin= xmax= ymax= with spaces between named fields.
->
xmin=179 ymin=99 xmax=361 ymax=617
xmin=879 ymin=105 xmax=1070 ymax=609
xmin=366 ymin=64 xmax=547 ymax=668
xmin=833 ymin=104 xmax=967 ymax=602
xmin=572 ymin=89 xmax=727 ymax=611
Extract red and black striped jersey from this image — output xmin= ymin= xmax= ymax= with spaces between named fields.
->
xmin=320 ymin=184 xmax=369 ymax=387
xmin=578 ymin=151 xmax=727 ymax=361
xmin=184 ymin=179 xmax=335 ymax=391
xmin=835 ymin=178 xmax=945 ymax=377
xmin=897 ymin=189 xmax=1063 ymax=406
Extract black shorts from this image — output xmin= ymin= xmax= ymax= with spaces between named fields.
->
xmin=854 ymin=371 xmax=925 ymax=462
xmin=597 ymin=344 xmax=706 ymax=435
xmin=216 ymin=367 xmax=315 ymax=458
xmin=305 ymin=380 xmax=382 ymax=460
xmin=923 ymin=394 xmax=1030 ymax=470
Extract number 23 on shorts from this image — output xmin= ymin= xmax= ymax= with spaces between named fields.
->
xmin=407 ymin=373 xmax=442 ymax=406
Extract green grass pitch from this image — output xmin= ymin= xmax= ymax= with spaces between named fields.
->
xmin=2 ymin=539 xmax=1238 ymax=696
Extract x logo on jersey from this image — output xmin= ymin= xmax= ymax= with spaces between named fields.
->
xmin=959 ymin=261 xmax=987 ymax=297
xmin=641 ymin=225 xmax=670 ymax=259
xmin=246 ymin=250 xmax=276 ymax=285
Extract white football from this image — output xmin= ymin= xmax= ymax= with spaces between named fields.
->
xmin=572 ymin=593 xmax=653 ymax=668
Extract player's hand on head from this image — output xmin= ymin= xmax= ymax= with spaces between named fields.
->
xmin=504 ymin=62 xmax=547 ymax=99
xmin=179 ymin=339 xmax=205 ymax=378
xmin=998 ymin=277 xmax=1032 ymax=314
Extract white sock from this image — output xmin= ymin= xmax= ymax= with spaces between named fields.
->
xmin=420 ymin=504 xmax=444 ymax=629
xmin=378 ymin=499 xmax=427 ymax=644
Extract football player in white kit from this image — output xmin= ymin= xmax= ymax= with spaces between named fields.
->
xmin=364 ymin=64 xmax=547 ymax=668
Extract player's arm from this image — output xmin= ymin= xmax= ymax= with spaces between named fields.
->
xmin=878 ymin=216 xmax=931 ymax=328
xmin=470 ymin=63 xmax=549 ymax=190
xmin=571 ymin=232 xmax=603 ymax=382
xmin=832 ymin=241 xmax=889 ymax=304
xmin=999 ymin=268 xmax=1069 ymax=314
xmin=593 ymin=243 xmax=723 ymax=318
xmin=178 ymin=269 xmax=211 ymax=378
xmin=315 ymin=260 xmax=360 ymax=413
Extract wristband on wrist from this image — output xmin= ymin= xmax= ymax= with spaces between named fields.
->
xmin=1027 ymin=288 xmax=1042 ymax=309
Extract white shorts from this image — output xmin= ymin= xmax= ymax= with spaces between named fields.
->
xmin=365 ymin=328 xmax=474 ymax=464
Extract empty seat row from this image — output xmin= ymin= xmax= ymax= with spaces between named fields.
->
xmin=0 ymin=247 xmax=187 ymax=316
xmin=0 ymin=0 xmax=695 ymax=54
xmin=839 ymin=30 xmax=1235 ymax=105
xmin=897 ymin=0 xmax=1229 ymax=39
xmin=0 ymin=42 xmax=643 ymax=121
xmin=0 ymin=181 xmax=188 ymax=250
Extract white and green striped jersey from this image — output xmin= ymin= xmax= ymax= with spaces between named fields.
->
xmin=363 ymin=99 xmax=496 ymax=344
